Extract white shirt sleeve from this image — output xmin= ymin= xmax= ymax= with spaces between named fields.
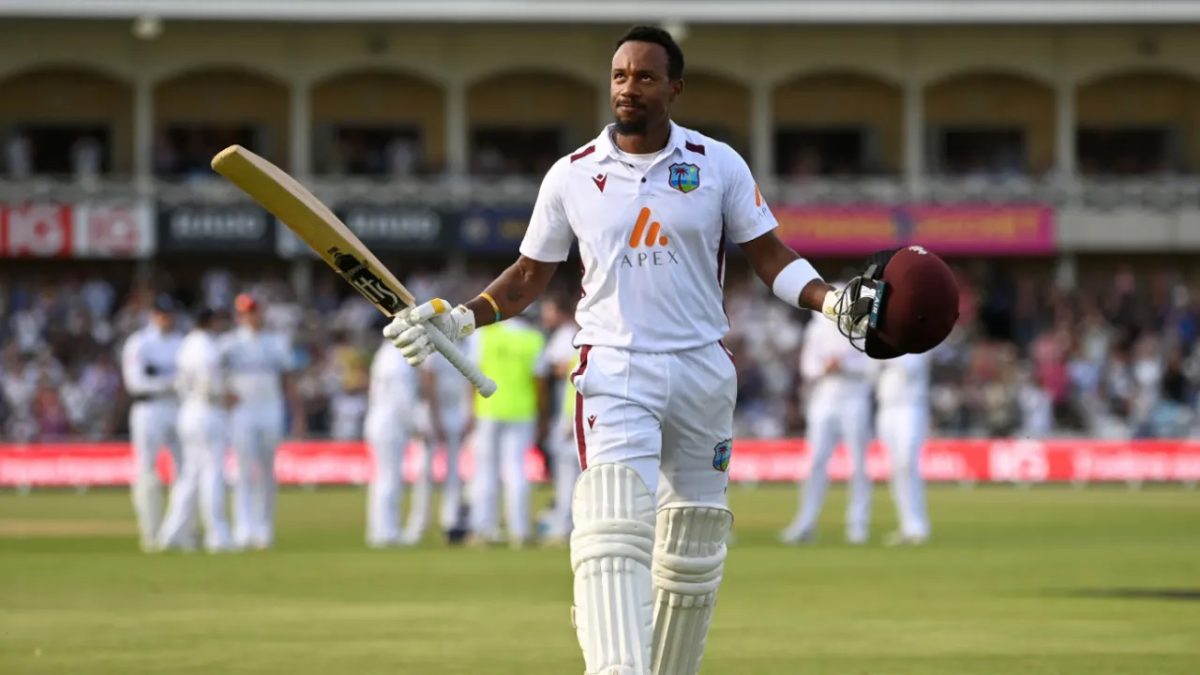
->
xmin=721 ymin=146 xmax=778 ymax=244
xmin=800 ymin=321 xmax=825 ymax=381
xmin=120 ymin=332 xmax=172 ymax=396
xmin=518 ymin=158 xmax=574 ymax=262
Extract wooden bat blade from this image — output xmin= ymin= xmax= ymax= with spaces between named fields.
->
xmin=211 ymin=145 xmax=498 ymax=397
xmin=210 ymin=144 xmax=416 ymax=315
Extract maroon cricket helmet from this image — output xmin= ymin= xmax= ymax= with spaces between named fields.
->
xmin=862 ymin=246 xmax=960 ymax=359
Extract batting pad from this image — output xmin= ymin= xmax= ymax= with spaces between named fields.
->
xmin=570 ymin=463 xmax=657 ymax=675
xmin=650 ymin=505 xmax=733 ymax=675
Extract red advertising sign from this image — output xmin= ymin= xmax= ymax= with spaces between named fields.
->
xmin=72 ymin=202 xmax=153 ymax=258
xmin=773 ymin=204 xmax=1056 ymax=256
xmin=2 ymin=439 xmax=1198 ymax=488
xmin=0 ymin=203 xmax=72 ymax=257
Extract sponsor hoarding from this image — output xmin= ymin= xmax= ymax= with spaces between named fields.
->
xmin=3 ymin=439 xmax=1197 ymax=488
xmin=0 ymin=201 xmax=154 ymax=258
xmin=773 ymin=204 xmax=1056 ymax=255
xmin=277 ymin=204 xmax=449 ymax=257
xmin=157 ymin=203 xmax=274 ymax=253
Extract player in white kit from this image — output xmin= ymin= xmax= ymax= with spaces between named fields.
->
xmin=158 ymin=308 xmax=235 ymax=552
xmin=221 ymin=293 xmax=295 ymax=550
xmin=403 ymin=352 xmax=471 ymax=544
xmin=382 ymin=27 xmax=959 ymax=675
xmin=120 ymin=294 xmax=185 ymax=551
xmin=363 ymin=334 xmax=420 ymax=547
xmin=874 ymin=352 xmax=933 ymax=545
xmin=781 ymin=313 xmax=875 ymax=545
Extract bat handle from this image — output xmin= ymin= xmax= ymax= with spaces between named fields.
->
xmin=425 ymin=324 xmax=498 ymax=398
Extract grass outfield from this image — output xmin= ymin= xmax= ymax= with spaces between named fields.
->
xmin=1 ymin=485 xmax=1198 ymax=674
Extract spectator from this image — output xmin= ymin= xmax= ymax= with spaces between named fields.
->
xmin=2 ymin=264 xmax=1198 ymax=441
xmin=5 ymin=131 xmax=32 ymax=179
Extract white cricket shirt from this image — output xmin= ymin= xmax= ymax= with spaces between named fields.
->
xmin=220 ymin=327 xmax=294 ymax=405
xmin=800 ymin=317 xmax=873 ymax=408
xmin=121 ymin=324 xmax=183 ymax=398
xmin=366 ymin=339 xmax=419 ymax=420
xmin=874 ymin=351 xmax=932 ymax=408
xmin=420 ymin=352 xmax=471 ymax=431
xmin=519 ymin=121 xmax=777 ymax=353
xmin=175 ymin=330 xmax=225 ymax=407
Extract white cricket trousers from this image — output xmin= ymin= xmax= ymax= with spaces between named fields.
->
xmin=793 ymin=392 xmax=873 ymax=540
xmin=877 ymin=404 xmax=930 ymax=538
xmin=128 ymin=400 xmax=183 ymax=549
xmin=568 ymin=342 xmax=736 ymax=675
xmin=405 ymin=424 xmax=467 ymax=539
xmin=230 ymin=403 xmax=284 ymax=549
xmin=469 ymin=418 xmax=535 ymax=543
xmin=571 ymin=342 xmax=737 ymax=507
xmin=546 ymin=429 xmax=581 ymax=538
xmin=159 ymin=405 xmax=233 ymax=551
xmin=365 ymin=424 xmax=411 ymax=546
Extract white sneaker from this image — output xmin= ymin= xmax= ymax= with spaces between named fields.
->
xmin=779 ymin=526 xmax=815 ymax=545
xmin=206 ymin=542 xmax=242 ymax=554
xmin=884 ymin=531 xmax=929 ymax=547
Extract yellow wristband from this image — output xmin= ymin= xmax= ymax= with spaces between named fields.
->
xmin=478 ymin=292 xmax=502 ymax=322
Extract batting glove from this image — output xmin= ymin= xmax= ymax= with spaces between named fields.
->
xmin=821 ymin=281 xmax=875 ymax=341
xmin=383 ymin=299 xmax=476 ymax=367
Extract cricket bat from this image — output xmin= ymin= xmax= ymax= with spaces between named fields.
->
xmin=210 ymin=145 xmax=496 ymax=397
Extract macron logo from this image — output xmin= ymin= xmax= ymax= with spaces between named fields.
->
xmin=587 ymin=415 xmax=597 ymax=429
xmin=592 ymin=174 xmax=607 ymax=192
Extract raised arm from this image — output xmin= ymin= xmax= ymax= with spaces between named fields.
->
xmin=384 ymin=157 xmax=574 ymax=371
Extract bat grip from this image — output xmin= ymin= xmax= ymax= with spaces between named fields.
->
xmin=425 ymin=324 xmax=498 ymax=398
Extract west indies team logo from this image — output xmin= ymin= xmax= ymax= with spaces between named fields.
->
xmin=668 ymin=162 xmax=700 ymax=193
xmin=712 ymin=438 xmax=733 ymax=472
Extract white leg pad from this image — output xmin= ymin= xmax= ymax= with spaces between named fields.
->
xmin=570 ymin=463 xmax=656 ymax=675
xmin=651 ymin=505 xmax=732 ymax=675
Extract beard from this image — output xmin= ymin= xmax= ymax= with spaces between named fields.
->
xmin=613 ymin=113 xmax=648 ymax=135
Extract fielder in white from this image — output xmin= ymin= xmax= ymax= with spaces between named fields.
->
xmin=120 ymin=295 xmax=185 ymax=551
xmin=364 ymin=334 xmax=420 ymax=548
xmin=781 ymin=314 xmax=875 ymax=545
xmin=874 ymin=351 xmax=933 ymax=545
xmin=220 ymin=293 xmax=296 ymax=550
xmin=404 ymin=352 xmax=471 ymax=544
xmin=382 ymin=27 xmax=958 ymax=675
xmin=158 ymin=308 xmax=235 ymax=552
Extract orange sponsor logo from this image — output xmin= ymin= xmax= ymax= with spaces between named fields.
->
xmin=754 ymin=185 xmax=763 ymax=207
xmin=628 ymin=207 xmax=670 ymax=248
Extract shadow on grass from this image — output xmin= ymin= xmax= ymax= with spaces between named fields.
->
xmin=1055 ymin=587 xmax=1200 ymax=601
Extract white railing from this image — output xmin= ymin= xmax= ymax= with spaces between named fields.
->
xmin=0 ymin=174 xmax=1198 ymax=210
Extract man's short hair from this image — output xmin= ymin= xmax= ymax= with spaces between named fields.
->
xmin=616 ymin=25 xmax=685 ymax=81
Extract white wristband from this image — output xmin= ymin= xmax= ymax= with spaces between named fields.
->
xmin=771 ymin=258 xmax=822 ymax=309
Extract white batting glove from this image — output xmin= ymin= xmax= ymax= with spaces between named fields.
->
xmin=383 ymin=299 xmax=476 ymax=367
xmin=821 ymin=283 xmax=874 ymax=340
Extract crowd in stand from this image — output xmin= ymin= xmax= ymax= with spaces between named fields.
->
xmin=2 ymin=262 xmax=1198 ymax=443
